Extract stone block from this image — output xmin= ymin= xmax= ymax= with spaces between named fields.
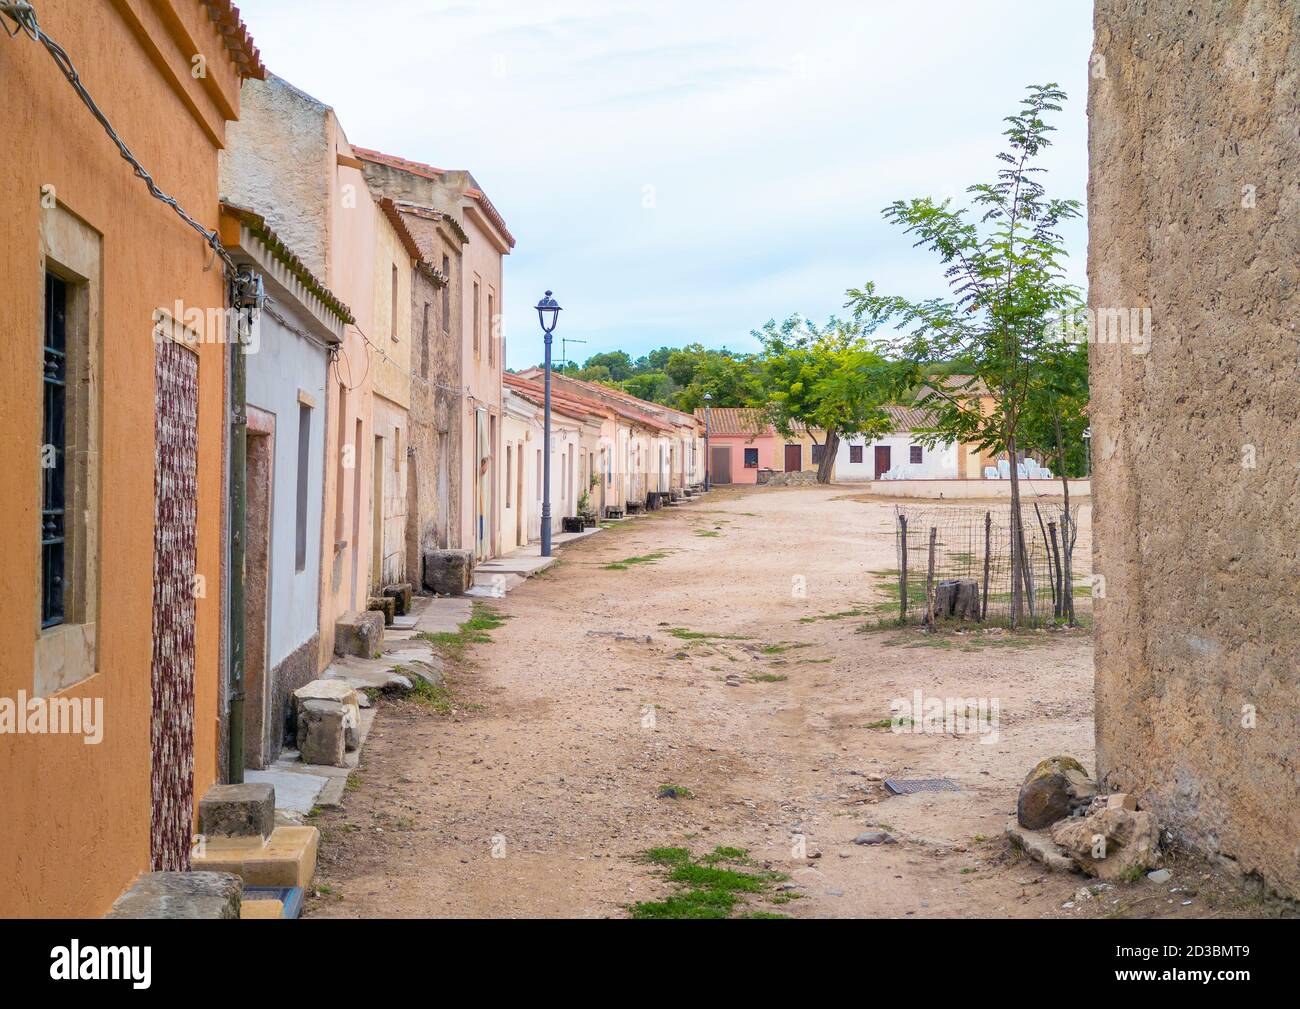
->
xmin=423 ymin=549 xmax=475 ymax=595
xmin=106 ymin=871 xmax=243 ymax=919
xmin=382 ymin=582 xmax=412 ymax=615
xmin=367 ymin=595 xmax=395 ymax=625
xmin=334 ymin=609 xmax=384 ymax=659
xmin=191 ymin=826 xmax=319 ymax=889
xmin=198 ymin=783 xmax=275 ymax=841
xmin=297 ymin=698 xmax=346 ymax=767
xmin=293 ymin=679 xmax=360 ymax=751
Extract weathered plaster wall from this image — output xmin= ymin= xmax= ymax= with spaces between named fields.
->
xmin=1089 ymin=0 xmax=1299 ymax=896
xmin=0 ymin=0 xmax=239 ymax=915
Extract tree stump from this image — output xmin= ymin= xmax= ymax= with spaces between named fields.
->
xmin=932 ymin=579 xmax=981 ymax=621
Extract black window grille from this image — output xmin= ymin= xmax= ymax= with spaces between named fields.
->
xmin=42 ymin=272 xmax=68 ymax=628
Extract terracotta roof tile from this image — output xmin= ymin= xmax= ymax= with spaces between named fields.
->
xmin=201 ymin=1 xmax=267 ymax=80
xmin=693 ymin=407 xmax=773 ymax=437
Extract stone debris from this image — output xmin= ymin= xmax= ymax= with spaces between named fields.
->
xmin=1147 ymin=868 xmax=1172 ymax=883
xmin=424 ymin=549 xmax=476 ymax=595
xmin=1004 ymin=816 xmax=1075 ymax=873
xmin=1050 ymin=806 xmax=1162 ymax=881
xmin=853 ymin=830 xmax=897 ymax=845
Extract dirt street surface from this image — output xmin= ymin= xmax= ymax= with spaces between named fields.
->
xmin=305 ymin=486 xmax=1264 ymax=919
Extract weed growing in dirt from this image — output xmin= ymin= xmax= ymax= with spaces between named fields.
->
xmin=798 ymin=608 xmax=869 ymax=623
xmin=602 ymin=551 xmax=669 ymax=570
xmin=657 ymin=783 xmax=695 ymax=800
xmin=750 ymin=673 xmax=788 ymax=683
xmin=667 ymin=627 xmax=751 ymax=641
xmin=415 ymin=602 xmax=509 ymax=664
xmin=694 ymin=529 xmax=721 ymax=537
xmin=630 ymin=846 xmax=792 ymax=919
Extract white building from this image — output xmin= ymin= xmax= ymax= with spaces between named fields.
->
xmin=833 ymin=406 xmax=960 ymax=482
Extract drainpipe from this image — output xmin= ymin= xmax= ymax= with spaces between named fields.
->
xmin=226 ymin=267 xmax=262 ymax=784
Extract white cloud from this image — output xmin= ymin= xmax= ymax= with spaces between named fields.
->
xmin=237 ymin=0 xmax=1092 ymax=367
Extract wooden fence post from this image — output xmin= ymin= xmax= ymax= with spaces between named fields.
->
xmin=924 ymin=526 xmax=937 ymax=628
xmin=981 ymin=510 xmax=991 ymax=621
xmin=898 ymin=514 xmax=908 ymax=623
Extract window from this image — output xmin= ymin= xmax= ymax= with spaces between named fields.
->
xmin=472 ymin=279 xmax=481 ymax=355
xmin=441 ymin=255 xmax=450 ymax=332
xmin=36 ymin=206 xmax=103 ymax=697
xmin=295 ymin=402 xmax=311 ymax=571
xmin=910 ymin=445 xmax=924 ymax=464
xmin=390 ymin=264 xmax=399 ymax=341
xmin=41 ymin=272 xmax=68 ymax=627
xmin=536 ymin=449 xmax=542 ymax=500
xmin=487 ymin=291 xmax=495 ymax=366
xmin=849 ymin=444 xmax=864 ymax=464
xmin=505 ymin=446 xmax=513 ymax=508
xmin=811 ymin=443 xmax=825 ymax=465
xmin=744 ymin=447 xmax=759 ymax=468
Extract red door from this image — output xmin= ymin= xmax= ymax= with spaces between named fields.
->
xmin=784 ymin=444 xmax=801 ymax=472
xmin=873 ymin=445 xmax=891 ymax=479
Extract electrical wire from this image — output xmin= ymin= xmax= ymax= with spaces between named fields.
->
xmin=2 ymin=0 xmax=239 ymax=280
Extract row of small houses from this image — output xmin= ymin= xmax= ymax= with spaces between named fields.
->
xmin=1 ymin=1 xmax=704 ymax=918
xmin=700 ymin=398 xmax=1011 ymax=485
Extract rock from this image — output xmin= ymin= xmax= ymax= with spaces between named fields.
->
xmin=423 ymin=549 xmax=475 ymax=595
xmin=293 ymin=679 xmax=360 ymax=751
xmin=198 ymin=782 xmax=275 ymax=841
xmin=334 ymin=610 xmax=384 ymax=659
xmin=1004 ymin=816 xmax=1075 ymax=872
xmin=1050 ymin=807 xmax=1162 ymax=880
xmin=1147 ymin=868 xmax=1172 ymax=883
xmin=1017 ymin=756 xmax=1096 ymax=829
xmin=296 ymin=698 xmax=347 ymax=767
xmin=854 ymin=830 xmax=896 ymax=845
xmin=1107 ymin=792 xmax=1138 ymax=811
xmin=382 ymin=583 xmax=412 ymax=616
xmin=107 ymin=871 xmax=242 ymax=919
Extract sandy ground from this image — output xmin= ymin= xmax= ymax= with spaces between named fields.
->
xmin=304 ymin=485 xmax=1267 ymax=919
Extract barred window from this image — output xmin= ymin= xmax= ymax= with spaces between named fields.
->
xmin=41 ymin=272 xmax=68 ymax=627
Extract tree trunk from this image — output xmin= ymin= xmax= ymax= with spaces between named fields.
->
xmin=816 ymin=428 xmax=839 ymax=483
xmin=1007 ymin=433 xmax=1023 ymax=628
xmin=1053 ymin=413 xmax=1076 ymax=626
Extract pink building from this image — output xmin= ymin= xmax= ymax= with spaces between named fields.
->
xmin=696 ymin=408 xmax=778 ymax=485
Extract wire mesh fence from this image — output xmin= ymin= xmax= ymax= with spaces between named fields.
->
xmin=892 ymin=503 xmax=1083 ymax=627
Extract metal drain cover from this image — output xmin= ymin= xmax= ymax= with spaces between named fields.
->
xmin=884 ymin=777 xmax=960 ymax=795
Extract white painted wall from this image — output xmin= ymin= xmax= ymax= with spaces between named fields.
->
xmin=834 ymin=434 xmax=960 ymax=482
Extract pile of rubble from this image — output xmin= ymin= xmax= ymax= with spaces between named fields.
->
xmin=1006 ymin=755 xmax=1162 ymax=880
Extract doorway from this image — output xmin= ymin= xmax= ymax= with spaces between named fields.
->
xmin=243 ymin=410 xmax=275 ymax=769
xmin=874 ymin=445 xmax=892 ymax=479
xmin=711 ymin=444 xmax=731 ymax=484
xmin=784 ymin=443 xmax=801 ymax=472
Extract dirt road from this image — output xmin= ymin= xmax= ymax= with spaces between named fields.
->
xmin=307 ymin=485 xmax=1121 ymax=918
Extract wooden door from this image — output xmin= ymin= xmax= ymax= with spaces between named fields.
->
xmin=711 ymin=445 xmax=731 ymax=484
xmin=784 ymin=443 xmax=801 ymax=472
xmin=874 ymin=445 xmax=891 ymax=478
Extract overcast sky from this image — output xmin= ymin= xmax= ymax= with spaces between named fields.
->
xmin=236 ymin=0 xmax=1093 ymax=370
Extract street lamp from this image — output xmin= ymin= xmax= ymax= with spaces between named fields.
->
xmin=703 ymin=392 xmax=712 ymax=491
xmin=536 ymin=291 xmax=562 ymax=556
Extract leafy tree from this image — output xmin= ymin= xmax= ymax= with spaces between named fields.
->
xmin=583 ymin=350 xmax=634 ymax=381
xmin=753 ymin=315 xmax=897 ymax=483
xmin=845 ymin=83 xmax=1083 ymax=626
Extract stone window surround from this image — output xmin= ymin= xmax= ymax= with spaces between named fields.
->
xmin=34 ymin=204 xmax=102 ymax=698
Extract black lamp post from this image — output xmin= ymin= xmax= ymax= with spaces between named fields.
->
xmin=703 ymin=392 xmax=712 ymax=491
xmin=536 ymin=290 xmax=562 ymax=556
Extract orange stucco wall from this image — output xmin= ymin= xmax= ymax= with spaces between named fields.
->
xmin=0 ymin=0 xmax=242 ymax=916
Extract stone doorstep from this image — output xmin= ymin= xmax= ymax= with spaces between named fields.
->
xmin=191 ymin=825 xmax=319 ymax=889
xmin=198 ymin=782 xmax=275 ymax=842
xmin=240 ymin=897 xmax=284 ymax=919
xmin=107 ymin=871 xmax=243 ymax=919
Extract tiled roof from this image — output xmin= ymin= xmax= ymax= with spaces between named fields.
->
xmin=377 ymin=197 xmax=424 ymax=264
xmin=515 ymin=371 xmax=678 ymax=433
xmin=201 ymin=1 xmax=267 ymax=80
xmin=352 ymin=147 xmax=446 ymax=179
xmin=693 ymin=407 xmax=773 ymax=438
xmin=504 ymin=373 xmax=607 ymax=424
xmin=885 ymin=404 xmax=938 ymax=431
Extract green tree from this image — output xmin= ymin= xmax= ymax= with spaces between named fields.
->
xmin=582 ymin=350 xmax=634 ymax=381
xmin=753 ymin=315 xmax=897 ymax=483
xmin=845 ymin=83 xmax=1083 ymax=626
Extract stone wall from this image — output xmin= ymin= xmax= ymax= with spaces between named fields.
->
xmin=1089 ymin=0 xmax=1299 ymax=896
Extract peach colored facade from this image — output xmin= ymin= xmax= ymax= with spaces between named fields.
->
xmin=0 ymin=0 xmax=257 ymax=916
